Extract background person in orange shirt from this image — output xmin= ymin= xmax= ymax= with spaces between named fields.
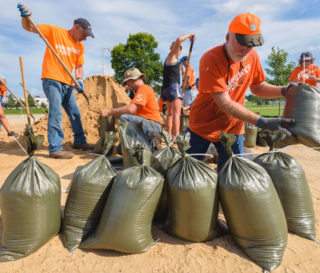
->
xmin=160 ymin=34 xmax=196 ymax=140
xmin=0 ymin=75 xmax=18 ymax=137
xmin=180 ymin=56 xmax=198 ymax=108
xmin=186 ymin=13 xmax=295 ymax=171
xmin=18 ymin=4 xmax=94 ymax=159
xmin=100 ymin=68 xmax=162 ymax=150
xmin=289 ymin=52 xmax=320 ymax=88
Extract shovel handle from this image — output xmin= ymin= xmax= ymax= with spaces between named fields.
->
xmin=181 ymin=41 xmax=194 ymax=95
xmin=27 ymin=16 xmax=89 ymax=104
xmin=19 ymin=56 xmax=31 ymax=126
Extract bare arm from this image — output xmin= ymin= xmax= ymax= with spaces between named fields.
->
xmin=250 ymin=82 xmax=282 ymax=98
xmin=75 ymin=65 xmax=83 ymax=79
xmin=100 ymin=103 xmax=139 ymax=118
xmin=212 ymin=92 xmax=260 ymax=125
xmin=21 ymin=17 xmax=37 ymax=33
xmin=166 ymin=34 xmax=195 ymax=65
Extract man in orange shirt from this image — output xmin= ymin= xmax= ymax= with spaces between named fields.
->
xmin=289 ymin=52 xmax=320 ymax=88
xmin=18 ymin=4 xmax=94 ymax=159
xmin=100 ymin=68 xmax=162 ymax=150
xmin=180 ymin=57 xmax=198 ymax=108
xmin=0 ymin=75 xmax=18 ymax=137
xmin=186 ymin=13 xmax=295 ymax=170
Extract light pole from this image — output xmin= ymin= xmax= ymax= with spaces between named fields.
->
xmin=102 ymin=47 xmax=111 ymax=75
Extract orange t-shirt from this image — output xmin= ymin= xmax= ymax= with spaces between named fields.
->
xmin=289 ymin=64 xmax=320 ymax=88
xmin=0 ymin=85 xmax=6 ymax=96
xmin=158 ymin=97 xmax=166 ymax=113
xmin=181 ymin=65 xmax=196 ymax=89
xmin=38 ymin=24 xmax=85 ymax=86
xmin=189 ymin=45 xmax=265 ymax=142
xmin=131 ymin=84 xmax=162 ymax=124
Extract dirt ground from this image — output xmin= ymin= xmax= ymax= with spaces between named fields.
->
xmin=0 ymin=117 xmax=319 ymax=273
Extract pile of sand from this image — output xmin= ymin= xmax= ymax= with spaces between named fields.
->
xmin=33 ymin=75 xmax=131 ymax=145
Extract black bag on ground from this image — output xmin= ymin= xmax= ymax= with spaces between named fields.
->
xmin=93 ymin=116 xmax=116 ymax=155
xmin=244 ymin=123 xmax=258 ymax=148
xmin=151 ymin=131 xmax=182 ymax=223
xmin=254 ymin=131 xmax=315 ymax=240
xmin=62 ymin=132 xmax=118 ymax=252
xmin=275 ymin=84 xmax=320 ymax=148
xmin=0 ymin=126 xmax=61 ymax=262
xmin=166 ymin=133 xmax=223 ymax=242
xmin=218 ymin=132 xmax=287 ymax=272
xmin=118 ymin=121 xmax=152 ymax=168
xmin=80 ymin=144 xmax=164 ymax=253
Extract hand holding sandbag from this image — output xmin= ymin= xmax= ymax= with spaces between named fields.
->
xmin=256 ymin=116 xmax=295 ymax=136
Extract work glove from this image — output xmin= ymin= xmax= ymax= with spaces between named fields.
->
xmin=281 ymin=82 xmax=298 ymax=97
xmin=75 ymin=79 xmax=84 ymax=93
xmin=256 ymin=116 xmax=295 ymax=136
xmin=2 ymin=97 xmax=8 ymax=104
xmin=179 ymin=56 xmax=188 ymax=64
xmin=17 ymin=3 xmax=32 ymax=17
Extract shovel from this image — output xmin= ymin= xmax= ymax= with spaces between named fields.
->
xmin=181 ymin=41 xmax=194 ymax=95
xmin=26 ymin=16 xmax=90 ymax=104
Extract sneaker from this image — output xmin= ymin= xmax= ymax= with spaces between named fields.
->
xmin=72 ymin=143 xmax=93 ymax=151
xmin=8 ymin=131 xmax=19 ymax=137
xmin=49 ymin=150 xmax=73 ymax=159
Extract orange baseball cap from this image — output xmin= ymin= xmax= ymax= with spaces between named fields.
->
xmin=228 ymin=13 xmax=264 ymax=47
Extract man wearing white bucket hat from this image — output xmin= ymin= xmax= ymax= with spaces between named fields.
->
xmin=100 ymin=67 xmax=162 ymax=149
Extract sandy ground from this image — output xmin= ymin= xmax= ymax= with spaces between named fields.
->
xmin=0 ymin=117 xmax=319 ymax=273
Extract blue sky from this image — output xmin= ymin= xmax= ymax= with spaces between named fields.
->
xmin=1 ymin=0 xmax=320 ymax=98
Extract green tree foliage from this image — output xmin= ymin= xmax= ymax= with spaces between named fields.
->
xmin=3 ymin=94 xmax=16 ymax=108
xmin=27 ymin=94 xmax=36 ymax=108
xmin=110 ymin=32 xmax=163 ymax=93
xmin=265 ymin=46 xmax=296 ymax=86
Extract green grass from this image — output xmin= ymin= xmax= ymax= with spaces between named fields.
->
xmin=245 ymin=103 xmax=284 ymax=117
xmin=4 ymin=109 xmax=47 ymax=115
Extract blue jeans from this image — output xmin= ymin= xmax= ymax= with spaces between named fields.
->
xmin=120 ymin=114 xmax=162 ymax=149
xmin=42 ymin=79 xmax=86 ymax=153
xmin=185 ymin=127 xmax=244 ymax=171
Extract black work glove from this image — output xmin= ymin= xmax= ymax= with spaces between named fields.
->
xmin=256 ymin=116 xmax=295 ymax=136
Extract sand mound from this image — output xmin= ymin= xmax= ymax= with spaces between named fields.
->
xmin=33 ymin=75 xmax=131 ymax=144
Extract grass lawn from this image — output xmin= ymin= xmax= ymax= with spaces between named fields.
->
xmin=4 ymin=108 xmax=47 ymax=115
xmin=245 ymin=102 xmax=284 ymax=117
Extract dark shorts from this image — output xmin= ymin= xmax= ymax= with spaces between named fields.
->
xmin=161 ymin=83 xmax=183 ymax=102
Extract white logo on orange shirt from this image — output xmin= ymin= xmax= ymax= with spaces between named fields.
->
xmin=55 ymin=44 xmax=80 ymax=56
xmin=227 ymin=64 xmax=251 ymax=93
xmin=297 ymin=68 xmax=317 ymax=82
xmin=135 ymin=94 xmax=143 ymax=102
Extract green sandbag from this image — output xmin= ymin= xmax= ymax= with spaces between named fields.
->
xmin=254 ymin=131 xmax=315 ymax=240
xmin=256 ymin=128 xmax=268 ymax=147
xmin=276 ymin=84 xmax=320 ymax=148
xmin=0 ymin=126 xmax=61 ymax=262
xmin=219 ymin=132 xmax=287 ymax=272
xmin=93 ymin=116 xmax=115 ymax=155
xmin=62 ymin=132 xmax=118 ymax=252
xmin=151 ymin=131 xmax=182 ymax=223
xmin=118 ymin=121 xmax=152 ymax=168
xmin=80 ymin=145 xmax=164 ymax=253
xmin=244 ymin=123 xmax=258 ymax=148
xmin=180 ymin=114 xmax=189 ymax=134
xmin=166 ymin=133 xmax=223 ymax=242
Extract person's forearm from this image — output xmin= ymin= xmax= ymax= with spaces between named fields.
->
xmin=21 ymin=17 xmax=37 ymax=33
xmin=109 ymin=103 xmax=137 ymax=118
xmin=213 ymin=93 xmax=260 ymax=125
xmin=250 ymin=82 xmax=282 ymax=98
xmin=75 ymin=65 xmax=83 ymax=79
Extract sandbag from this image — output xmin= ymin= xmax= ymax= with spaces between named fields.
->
xmin=244 ymin=123 xmax=258 ymax=148
xmin=93 ymin=116 xmax=116 ymax=155
xmin=276 ymin=84 xmax=320 ymax=148
xmin=62 ymin=132 xmax=118 ymax=252
xmin=151 ymin=131 xmax=182 ymax=223
xmin=81 ymin=145 xmax=164 ymax=254
xmin=166 ymin=134 xmax=223 ymax=242
xmin=0 ymin=126 xmax=61 ymax=262
xmin=219 ymin=132 xmax=287 ymax=271
xmin=118 ymin=121 xmax=152 ymax=168
xmin=254 ymin=131 xmax=315 ymax=240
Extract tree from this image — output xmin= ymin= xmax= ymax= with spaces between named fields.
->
xmin=265 ymin=46 xmax=296 ymax=86
xmin=27 ymin=94 xmax=36 ymax=108
xmin=111 ymin=32 xmax=163 ymax=93
xmin=4 ymin=94 xmax=16 ymax=108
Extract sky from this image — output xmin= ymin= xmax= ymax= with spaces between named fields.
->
xmin=1 ymin=0 xmax=320 ymax=98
